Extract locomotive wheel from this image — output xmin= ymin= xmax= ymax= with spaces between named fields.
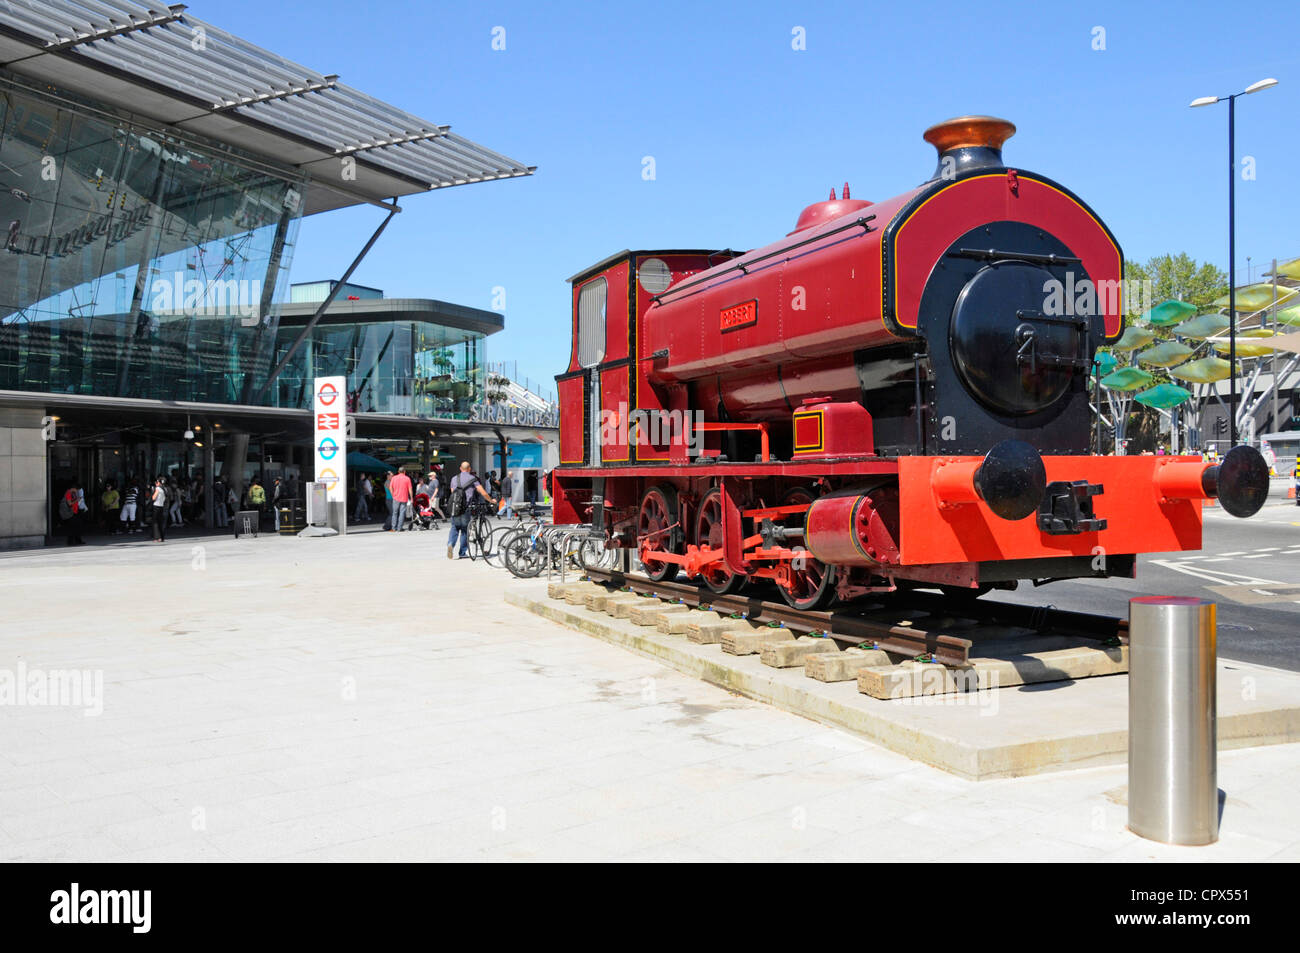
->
xmin=638 ymin=484 xmax=680 ymax=582
xmin=779 ymin=487 xmax=837 ymax=611
xmin=694 ymin=487 xmax=743 ymax=594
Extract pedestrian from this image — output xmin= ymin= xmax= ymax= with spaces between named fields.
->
xmin=120 ymin=481 xmax=139 ymax=533
xmin=211 ymin=479 xmax=226 ymax=528
xmin=499 ymin=469 xmax=514 ymax=519
xmin=272 ymin=477 xmax=283 ymax=531
xmin=389 ymin=468 xmax=413 ymax=532
xmin=1293 ymin=459 xmax=1300 ymax=507
xmin=101 ymin=481 xmax=121 ymax=534
xmin=383 ymin=472 xmax=394 ymax=529
xmin=354 ymin=474 xmax=372 ymax=522
xmin=59 ymin=484 xmax=85 ymax=546
xmin=427 ymin=471 xmax=446 ymax=519
xmin=226 ymin=481 xmax=239 ymax=523
xmin=168 ymin=478 xmax=184 ymax=527
xmin=446 ymin=461 xmax=493 ymax=559
xmin=150 ymin=477 xmax=168 ymax=542
xmin=248 ymin=479 xmax=267 ymax=529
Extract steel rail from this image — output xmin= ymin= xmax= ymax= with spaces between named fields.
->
xmin=580 ymin=568 xmax=1129 ymax=667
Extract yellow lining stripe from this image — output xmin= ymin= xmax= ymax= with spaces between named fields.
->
xmin=889 ymin=174 xmax=1123 ymax=337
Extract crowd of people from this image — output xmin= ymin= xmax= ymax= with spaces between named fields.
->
xmin=57 ymin=464 xmax=550 ymax=545
xmin=350 ymin=465 xmax=538 ymax=537
xmin=56 ymin=473 xmax=299 ymax=544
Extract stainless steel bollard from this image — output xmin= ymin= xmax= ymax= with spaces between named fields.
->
xmin=1128 ymin=596 xmax=1218 ymax=845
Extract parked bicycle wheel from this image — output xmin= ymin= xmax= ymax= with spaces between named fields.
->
xmin=483 ymin=524 xmax=519 ymax=568
xmin=503 ymin=530 xmax=545 ymax=577
xmin=578 ymin=535 xmax=617 ymax=572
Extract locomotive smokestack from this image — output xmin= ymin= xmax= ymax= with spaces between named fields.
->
xmin=923 ymin=115 xmax=1016 ymax=181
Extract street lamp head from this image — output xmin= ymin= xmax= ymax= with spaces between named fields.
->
xmin=1245 ymin=78 xmax=1278 ymax=94
xmin=1189 ymin=95 xmax=1219 ymax=107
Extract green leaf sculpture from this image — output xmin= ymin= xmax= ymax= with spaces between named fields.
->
xmin=1209 ymin=329 xmax=1277 ymax=358
xmin=1137 ymin=341 xmax=1194 ymax=367
xmin=1111 ymin=326 xmax=1156 ymax=351
xmin=1100 ymin=366 xmax=1155 ymax=390
xmin=1172 ymin=313 xmax=1230 ymax=339
xmin=1169 ymin=357 xmax=1231 ymax=383
xmin=1211 ymin=284 xmax=1298 ymax=312
xmin=1141 ymin=300 xmax=1198 ymax=326
xmin=1272 ymin=305 xmax=1300 ymax=327
xmin=1134 ymin=383 xmax=1193 ymax=409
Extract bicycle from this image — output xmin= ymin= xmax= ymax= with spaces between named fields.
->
xmin=466 ymin=507 xmax=494 ymax=561
xmin=484 ymin=514 xmax=540 ymax=568
xmin=503 ymin=521 xmax=550 ymax=577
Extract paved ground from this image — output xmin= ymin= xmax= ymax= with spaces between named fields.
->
xmin=1002 ymin=496 xmax=1300 ymax=671
xmin=2 ymin=522 xmax=1298 ymax=861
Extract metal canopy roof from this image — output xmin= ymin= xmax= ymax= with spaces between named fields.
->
xmin=0 ymin=0 xmax=534 ymax=214
xmin=277 ymin=297 xmax=506 ymax=338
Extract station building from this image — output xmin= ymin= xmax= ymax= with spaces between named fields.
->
xmin=0 ymin=0 xmax=544 ymax=549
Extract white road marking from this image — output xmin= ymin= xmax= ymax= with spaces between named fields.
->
xmin=1243 ymin=553 xmax=1274 ymax=558
xmin=1150 ymin=559 xmax=1287 ymax=587
xmin=1219 ymin=551 xmax=1247 ymax=556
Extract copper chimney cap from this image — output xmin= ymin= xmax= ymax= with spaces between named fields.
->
xmin=922 ymin=116 xmax=1016 ymax=181
xmin=923 ymin=115 xmax=1017 ymax=153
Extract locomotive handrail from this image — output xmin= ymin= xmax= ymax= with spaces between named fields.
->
xmin=949 ymin=247 xmax=1081 ymax=267
xmin=652 ymin=215 xmax=877 ymax=304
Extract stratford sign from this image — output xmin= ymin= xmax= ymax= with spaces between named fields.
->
xmin=469 ymin=403 xmax=558 ymax=429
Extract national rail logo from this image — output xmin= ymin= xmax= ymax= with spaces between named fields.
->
xmin=316 ymin=413 xmax=340 ymax=430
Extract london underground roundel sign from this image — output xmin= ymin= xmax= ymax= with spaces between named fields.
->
xmin=317 ymin=382 xmax=339 ymax=406
xmin=318 ymin=437 xmax=339 ymax=461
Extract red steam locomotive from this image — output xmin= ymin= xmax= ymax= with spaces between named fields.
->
xmin=550 ymin=116 xmax=1268 ymax=609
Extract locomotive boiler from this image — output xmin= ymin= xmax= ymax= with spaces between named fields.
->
xmin=550 ymin=116 xmax=1268 ymax=609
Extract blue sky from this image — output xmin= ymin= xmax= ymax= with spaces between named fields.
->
xmin=204 ymin=0 xmax=1299 ymax=393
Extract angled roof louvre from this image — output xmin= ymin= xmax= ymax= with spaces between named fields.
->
xmin=0 ymin=0 xmax=534 ymax=214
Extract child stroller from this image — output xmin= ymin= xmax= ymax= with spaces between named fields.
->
xmin=412 ymin=492 xmax=439 ymax=531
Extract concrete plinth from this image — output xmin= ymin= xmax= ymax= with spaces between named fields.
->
xmin=507 ymin=590 xmax=1300 ymax=781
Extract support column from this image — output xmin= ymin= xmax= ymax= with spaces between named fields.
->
xmin=223 ymin=432 xmax=249 ymax=508
xmin=204 ymin=441 xmax=215 ymax=528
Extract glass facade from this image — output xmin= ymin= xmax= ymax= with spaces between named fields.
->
xmin=0 ymin=74 xmax=305 ymax=403
xmin=271 ymin=320 xmax=485 ymax=419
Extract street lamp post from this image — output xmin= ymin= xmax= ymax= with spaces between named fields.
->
xmin=1190 ymin=78 xmax=1278 ymax=448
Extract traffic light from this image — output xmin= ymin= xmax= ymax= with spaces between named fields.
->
xmin=1214 ymin=418 xmax=1227 ymax=436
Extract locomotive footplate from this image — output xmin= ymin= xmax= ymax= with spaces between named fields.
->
xmin=1036 ymin=480 xmax=1106 ymax=535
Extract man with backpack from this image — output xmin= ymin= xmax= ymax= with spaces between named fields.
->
xmin=446 ymin=461 xmax=493 ymax=559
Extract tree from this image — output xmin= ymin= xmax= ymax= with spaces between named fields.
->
xmin=1098 ymin=253 xmax=1227 ymax=453
xmin=1124 ymin=253 xmax=1226 ymax=315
